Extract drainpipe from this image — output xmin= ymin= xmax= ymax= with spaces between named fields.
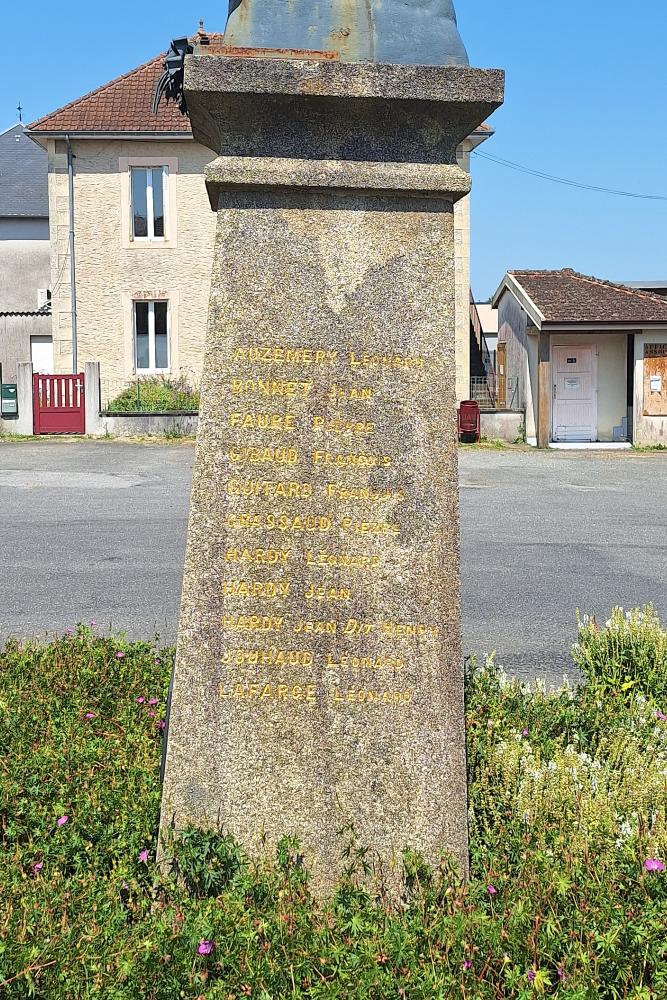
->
xmin=65 ymin=135 xmax=78 ymax=374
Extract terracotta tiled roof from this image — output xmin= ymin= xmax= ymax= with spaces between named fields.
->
xmin=29 ymin=34 xmax=222 ymax=134
xmin=510 ymin=268 xmax=667 ymax=325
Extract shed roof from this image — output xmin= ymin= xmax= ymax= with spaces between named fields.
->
xmin=0 ymin=125 xmax=48 ymax=217
xmin=497 ymin=269 xmax=667 ymax=327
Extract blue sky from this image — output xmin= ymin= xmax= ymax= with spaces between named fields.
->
xmin=5 ymin=1 xmax=667 ymax=297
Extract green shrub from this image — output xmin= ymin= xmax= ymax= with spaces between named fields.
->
xmin=106 ymin=376 xmax=199 ymax=413
xmin=1 ymin=610 xmax=666 ymax=997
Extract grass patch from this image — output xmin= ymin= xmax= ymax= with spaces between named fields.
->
xmin=1 ymin=609 xmax=666 ymax=997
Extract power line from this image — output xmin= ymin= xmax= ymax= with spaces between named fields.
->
xmin=473 ymin=150 xmax=667 ymax=202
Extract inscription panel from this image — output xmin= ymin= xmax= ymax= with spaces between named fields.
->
xmin=203 ymin=341 xmax=453 ymax=713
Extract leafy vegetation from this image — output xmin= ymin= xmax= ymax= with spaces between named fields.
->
xmin=1 ymin=609 xmax=666 ymax=997
xmin=105 ymin=376 xmax=199 ymax=413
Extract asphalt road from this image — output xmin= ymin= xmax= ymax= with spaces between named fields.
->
xmin=0 ymin=441 xmax=665 ymax=684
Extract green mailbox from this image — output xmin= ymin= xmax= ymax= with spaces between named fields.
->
xmin=1 ymin=383 xmax=18 ymax=417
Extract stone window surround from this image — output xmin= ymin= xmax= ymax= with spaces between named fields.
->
xmin=119 ymin=156 xmax=179 ymax=250
xmin=122 ymin=290 xmax=180 ymax=378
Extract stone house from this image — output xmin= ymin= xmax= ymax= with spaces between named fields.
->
xmin=28 ymin=27 xmax=492 ymax=405
xmin=0 ymin=124 xmax=52 ymax=381
xmin=493 ymin=268 xmax=667 ymax=446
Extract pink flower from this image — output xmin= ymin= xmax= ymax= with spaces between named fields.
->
xmin=56 ymin=815 xmax=68 ymax=827
xmin=84 ymin=712 xmax=95 ymax=720
xmin=522 ymin=728 xmax=529 ymax=736
xmin=656 ymin=711 xmax=667 ymax=722
xmin=115 ymin=651 xmax=125 ymax=659
xmin=155 ymin=658 xmax=161 ymax=665
xmin=149 ymin=698 xmax=158 ymax=706
xmin=148 ymin=710 xmax=155 ymax=718
xmin=462 ymin=960 xmax=472 ymax=970
xmin=557 ymin=968 xmax=568 ymax=982
xmin=644 ymin=858 xmax=665 ymax=873
xmin=527 ymin=969 xmax=536 ymax=982
xmin=198 ymin=940 xmax=214 ymax=955
xmin=138 ymin=849 xmax=149 ymax=863
xmin=90 ymin=620 xmax=97 ymax=627
xmin=157 ymin=719 xmax=166 ymax=731
xmin=32 ymin=861 xmax=43 ymax=874
xmin=136 ymin=696 xmax=145 ymax=704
xmin=486 ymin=884 xmax=497 ymax=895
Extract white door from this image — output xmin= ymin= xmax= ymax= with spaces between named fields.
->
xmin=552 ymin=346 xmax=597 ymax=442
xmin=30 ymin=335 xmax=54 ymax=374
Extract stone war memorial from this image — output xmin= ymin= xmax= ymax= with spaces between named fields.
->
xmin=159 ymin=0 xmax=504 ymax=894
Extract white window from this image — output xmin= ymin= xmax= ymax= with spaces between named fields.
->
xmin=134 ymin=301 xmax=169 ymax=372
xmin=130 ymin=166 xmax=167 ymax=240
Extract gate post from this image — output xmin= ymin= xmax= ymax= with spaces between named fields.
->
xmin=15 ymin=363 xmax=34 ymax=436
xmin=84 ymin=362 xmax=103 ymax=436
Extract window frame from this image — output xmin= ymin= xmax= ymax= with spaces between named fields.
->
xmin=133 ymin=299 xmax=170 ymax=374
xmin=130 ymin=165 xmax=168 ymax=243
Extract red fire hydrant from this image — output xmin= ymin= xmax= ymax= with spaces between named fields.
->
xmin=457 ymin=400 xmax=481 ymax=443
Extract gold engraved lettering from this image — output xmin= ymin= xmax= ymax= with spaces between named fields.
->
xmin=326 ymin=483 xmax=406 ymax=504
xmin=305 ymin=549 xmax=381 ymax=572
xmin=293 ymin=619 xmax=337 ymax=635
xmin=221 ymin=648 xmax=313 ymax=667
xmin=312 ymin=450 xmax=392 ymax=469
xmin=342 ymin=618 xmax=377 ymax=636
xmin=312 ymin=416 xmax=375 ymax=435
xmin=233 ymin=346 xmax=338 ymax=366
xmin=326 ymin=653 xmax=405 ymax=672
xmin=225 ymin=547 xmax=291 ymax=566
xmin=349 ymin=351 xmax=425 ymax=370
xmin=222 ymin=614 xmax=283 ymax=633
xmin=227 ymin=479 xmax=313 ymax=501
xmin=304 ymin=584 xmax=352 ymax=602
xmin=219 ymin=681 xmax=316 ymax=704
xmin=221 ymin=579 xmax=291 ymax=599
xmin=229 ymin=412 xmax=296 ymax=432
xmin=331 ymin=687 xmax=412 ymax=706
xmin=227 ymin=446 xmax=298 ymax=466
xmin=230 ymin=378 xmax=312 ymax=399
xmin=340 ymin=517 xmax=400 ymax=536
xmin=380 ymin=621 xmax=439 ymax=639
xmin=227 ymin=513 xmax=332 ymax=532
xmin=327 ymin=383 xmax=374 ymax=403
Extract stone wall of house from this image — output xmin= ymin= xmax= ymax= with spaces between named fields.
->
xmin=47 ymin=139 xmax=217 ymax=396
xmin=454 ymin=143 xmax=471 ymax=402
xmin=46 ymin=137 xmax=472 ymax=401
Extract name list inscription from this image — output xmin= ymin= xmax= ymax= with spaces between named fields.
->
xmin=218 ymin=343 xmax=437 ymax=711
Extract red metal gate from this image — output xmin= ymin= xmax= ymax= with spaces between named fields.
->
xmin=33 ymin=374 xmax=85 ymax=435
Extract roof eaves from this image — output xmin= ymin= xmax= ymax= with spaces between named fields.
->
xmin=492 ymin=272 xmax=545 ymax=327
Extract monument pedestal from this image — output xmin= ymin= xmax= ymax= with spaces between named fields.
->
xmin=160 ymin=53 xmax=503 ymax=894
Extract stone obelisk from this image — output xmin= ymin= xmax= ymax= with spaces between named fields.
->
xmin=160 ymin=2 xmax=503 ymax=894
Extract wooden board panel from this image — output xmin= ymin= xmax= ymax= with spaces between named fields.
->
xmin=644 ymin=344 xmax=667 ymax=417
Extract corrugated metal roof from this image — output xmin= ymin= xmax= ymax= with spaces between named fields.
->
xmin=0 ymin=125 xmax=48 ymax=218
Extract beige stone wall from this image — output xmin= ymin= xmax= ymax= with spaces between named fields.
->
xmin=47 ymin=139 xmax=217 ymax=399
xmin=47 ymin=137 xmax=471 ymax=402
xmin=454 ymin=142 xmax=471 ymax=402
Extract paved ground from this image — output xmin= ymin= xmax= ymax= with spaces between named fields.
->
xmin=0 ymin=441 xmax=665 ymax=684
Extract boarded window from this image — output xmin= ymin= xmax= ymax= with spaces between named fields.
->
xmin=643 ymin=344 xmax=667 ymax=416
